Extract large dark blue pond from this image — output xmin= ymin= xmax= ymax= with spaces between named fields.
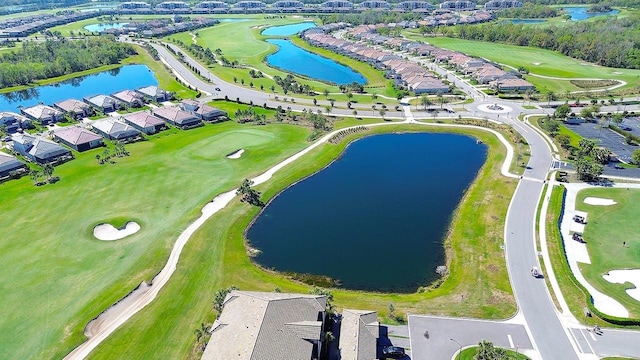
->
xmin=247 ymin=133 xmax=487 ymax=292
xmin=262 ymin=22 xmax=316 ymax=36
xmin=266 ymin=39 xmax=366 ymax=85
xmin=563 ymin=6 xmax=619 ymax=20
xmin=0 ymin=64 xmax=157 ymax=113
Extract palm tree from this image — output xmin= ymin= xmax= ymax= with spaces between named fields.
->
xmin=420 ymin=96 xmax=432 ymax=110
xmin=379 ymin=108 xmax=386 ymax=119
xmin=547 ymin=90 xmax=555 ymax=105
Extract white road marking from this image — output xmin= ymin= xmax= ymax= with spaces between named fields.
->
xmin=508 ymin=334 xmax=515 ymax=348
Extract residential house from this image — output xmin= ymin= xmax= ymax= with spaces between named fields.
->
xmin=112 ymin=90 xmax=145 ymax=108
xmin=339 ymin=309 xmax=379 ymax=360
xmin=485 ymin=0 xmax=522 ymax=10
xmin=20 ymin=104 xmax=64 ymax=125
xmin=0 ymin=111 xmax=28 ymax=133
xmin=180 ymin=100 xmax=227 ymax=122
xmin=489 ymin=77 xmax=535 ymax=92
xmin=0 ymin=151 xmax=28 ymax=178
xmin=123 ymin=112 xmax=167 ymax=134
xmin=84 ymin=95 xmax=122 ymax=114
xmin=91 ymin=117 xmax=142 ymax=142
xmin=136 ymin=86 xmax=172 ymax=102
xmin=153 ymin=106 xmax=202 ymax=129
xmin=54 ymin=99 xmax=91 ymax=119
xmin=201 ymin=291 xmax=327 ymax=360
xmin=11 ymin=133 xmax=72 ymax=164
xmin=54 ymin=126 xmax=104 ymax=152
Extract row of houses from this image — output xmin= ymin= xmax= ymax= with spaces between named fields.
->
xmin=1 ymin=100 xmax=227 ymax=178
xmin=114 ymin=0 xmax=520 ymax=14
xmin=201 ymin=290 xmax=380 ymax=360
xmin=99 ymin=17 xmax=218 ymax=38
xmin=343 ymin=24 xmax=535 ymax=93
xmin=302 ymin=28 xmax=450 ymax=95
xmin=0 ymin=11 xmax=96 ymax=38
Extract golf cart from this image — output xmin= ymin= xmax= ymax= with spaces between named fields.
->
xmin=531 ymin=266 xmax=543 ymax=278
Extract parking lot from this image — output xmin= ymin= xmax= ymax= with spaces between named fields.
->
xmin=565 ymin=121 xmax=637 ymax=162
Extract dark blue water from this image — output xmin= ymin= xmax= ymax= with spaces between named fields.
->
xmin=84 ymin=22 xmax=129 ymax=32
xmin=563 ymin=6 xmax=619 ymax=20
xmin=266 ymin=39 xmax=366 ymax=85
xmin=248 ymin=133 xmax=487 ymax=292
xmin=262 ymin=22 xmax=316 ymax=36
xmin=510 ymin=19 xmax=546 ymax=24
xmin=0 ymin=65 xmax=157 ymax=113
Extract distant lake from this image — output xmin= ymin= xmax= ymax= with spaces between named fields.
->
xmin=247 ymin=133 xmax=487 ymax=292
xmin=266 ymin=39 xmax=366 ymax=85
xmin=563 ymin=6 xmax=619 ymax=21
xmin=510 ymin=19 xmax=546 ymax=24
xmin=262 ymin=22 xmax=316 ymax=36
xmin=0 ymin=65 xmax=157 ymax=113
xmin=84 ymin=22 xmax=129 ymax=32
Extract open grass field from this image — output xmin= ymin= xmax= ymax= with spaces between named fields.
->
xmin=86 ymin=123 xmax=517 ymax=359
xmin=403 ymin=34 xmax=640 ymax=93
xmin=459 ymin=346 xmax=530 ymax=359
xmin=576 ymin=188 xmax=640 ymax=318
xmin=0 ymin=121 xmax=311 ymax=359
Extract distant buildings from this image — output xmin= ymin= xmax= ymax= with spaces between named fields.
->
xmin=485 ymin=0 xmax=522 ymax=10
xmin=440 ymin=1 xmax=477 ymax=10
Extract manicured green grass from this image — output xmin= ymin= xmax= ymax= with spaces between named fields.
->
xmin=403 ymin=34 xmax=640 ymax=93
xmin=0 ymin=121 xmax=310 ymax=360
xmin=576 ymin=188 xmax=640 ymax=318
xmin=459 ymin=346 xmax=530 ymax=359
xmin=88 ymin=123 xmax=517 ymax=359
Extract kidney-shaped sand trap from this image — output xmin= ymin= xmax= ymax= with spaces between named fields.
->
xmin=227 ymin=149 xmax=245 ymax=159
xmin=604 ymin=269 xmax=640 ymax=302
xmin=584 ymin=197 xmax=617 ymax=206
xmin=93 ymin=222 xmax=140 ymax=241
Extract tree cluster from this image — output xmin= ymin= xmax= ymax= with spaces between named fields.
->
xmin=0 ymin=36 xmax=136 ymax=88
xmin=497 ymin=3 xmax=559 ymax=18
xmin=524 ymin=0 xmax=638 ymax=8
xmin=236 ymin=179 xmax=264 ymax=207
xmin=273 ymin=74 xmax=314 ymax=95
xmin=338 ymin=81 xmax=364 ymax=94
xmin=321 ymin=10 xmax=422 ymax=26
xmin=234 ymin=107 xmax=267 ymax=124
xmin=575 ymin=139 xmax=607 ymax=181
xmin=439 ymin=15 xmax=640 ymax=69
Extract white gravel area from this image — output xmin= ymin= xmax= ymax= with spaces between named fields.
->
xmin=93 ymin=222 xmax=140 ymax=241
xmin=227 ymin=149 xmax=244 ymax=159
xmin=604 ymin=270 xmax=640 ymax=302
xmin=584 ymin=197 xmax=617 ymax=206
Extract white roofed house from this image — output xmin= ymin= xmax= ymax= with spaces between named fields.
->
xmin=54 ymin=99 xmax=92 ymax=120
xmin=136 ymin=86 xmax=172 ymax=102
xmin=339 ymin=309 xmax=379 ymax=360
xmin=153 ymin=106 xmax=202 ymax=129
xmin=180 ymin=99 xmax=227 ymax=122
xmin=53 ymin=126 xmax=104 ymax=152
xmin=83 ymin=95 xmax=122 ymax=114
xmin=123 ymin=112 xmax=167 ymax=134
xmin=19 ymin=104 xmax=64 ymax=125
xmin=111 ymin=90 xmax=145 ymax=109
xmin=91 ymin=117 xmax=142 ymax=143
xmin=0 ymin=111 xmax=28 ymax=133
xmin=11 ymin=133 xmax=73 ymax=165
xmin=202 ymin=291 xmax=327 ymax=360
xmin=0 ymin=151 xmax=28 ymax=179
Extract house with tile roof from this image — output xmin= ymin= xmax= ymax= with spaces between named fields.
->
xmin=0 ymin=151 xmax=28 ymax=178
xmin=489 ymin=76 xmax=535 ymax=92
xmin=112 ymin=90 xmax=145 ymax=108
xmin=54 ymin=126 xmax=104 ymax=152
xmin=0 ymin=111 xmax=28 ymax=133
xmin=19 ymin=104 xmax=64 ymax=125
xmin=153 ymin=106 xmax=202 ymax=129
xmin=54 ymin=99 xmax=91 ymax=119
xmin=84 ymin=95 xmax=122 ymax=113
xmin=136 ymin=86 xmax=172 ymax=102
xmin=123 ymin=112 xmax=167 ymax=134
xmin=202 ymin=291 xmax=327 ymax=360
xmin=339 ymin=309 xmax=379 ymax=360
xmin=91 ymin=117 xmax=142 ymax=142
xmin=180 ymin=100 xmax=227 ymax=122
xmin=11 ymin=133 xmax=73 ymax=165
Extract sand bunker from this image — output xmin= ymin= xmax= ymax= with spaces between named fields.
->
xmin=612 ymin=71 xmax=623 ymax=75
xmin=604 ymin=270 xmax=640 ymax=302
xmin=93 ymin=222 xmax=140 ymax=241
xmin=532 ymin=62 xmax=541 ymax=65
xmin=584 ymin=197 xmax=617 ymax=206
xmin=227 ymin=149 xmax=244 ymax=159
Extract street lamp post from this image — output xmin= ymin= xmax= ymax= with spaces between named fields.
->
xmin=450 ymin=338 xmax=462 ymax=360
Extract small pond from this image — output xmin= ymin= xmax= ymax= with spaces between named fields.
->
xmin=563 ymin=6 xmax=619 ymax=21
xmin=266 ymin=39 xmax=366 ymax=85
xmin=510 ymin=19 xmax=546 ymax=24
xmin=84 ymin=22 xmax=129 ymax=32
xmin=247 ymin=133 xmax=487 ymax=292
xmin=261 ymin=22 xmax=316 ymax=36
xmin=0 ymin=64 xmax=157 ymax=113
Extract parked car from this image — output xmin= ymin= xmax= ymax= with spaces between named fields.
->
xmin=614 ymin=164 xmax=624 ymax=170
xmin=215 ymin=87 xmax=221 ymax=91
xmin=382 ymin=345 xmax=406 ymax=359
